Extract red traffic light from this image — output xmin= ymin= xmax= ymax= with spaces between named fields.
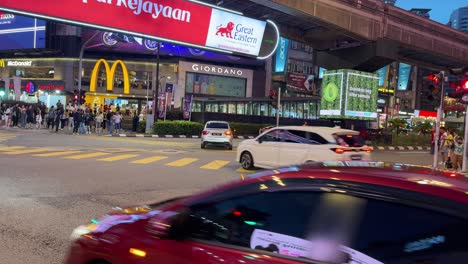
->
xmin=428 ymin=74 xmax=440 ymax=84
xmin=462 ymin=78 xmax=468 ymax=90
xmin=74 ymin=95 xmax=78 ymax=100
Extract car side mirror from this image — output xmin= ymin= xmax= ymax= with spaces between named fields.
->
xmin=146 ymin=210 xmax=188 ymax=240
xmin=258 ymin=137 xmax=263 ymax=144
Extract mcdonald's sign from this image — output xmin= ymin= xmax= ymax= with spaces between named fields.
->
xmin=90 ymin=59 xmax=130 ymax=94
xmin=0 ymin=59 xmax=5 ymax=68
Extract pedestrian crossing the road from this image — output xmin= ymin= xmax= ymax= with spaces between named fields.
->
xmin=0 ymin=146 xmax=244 ymax=172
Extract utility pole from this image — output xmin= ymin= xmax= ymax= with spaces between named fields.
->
xmin=152 ymin=42 xmax=161 ymax=123
xmin=276 ymin=87 xmax=281 ymax=127
xmin=432 ymin=71 xmax=445 ymax=169
xmin=78 ymin=31 xmax=99 ymax=107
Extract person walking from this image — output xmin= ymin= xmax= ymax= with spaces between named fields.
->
xmin=35 ymin=109 xmax=42 ymax=129
xmin=72 ymin=110 xmax=81 ymax=135
xmin=26 ymin=105 xmax=34 ymax=129
xmin=108 ymin=112 xmax=114 ymax=135
xmin=20 ymin=105 xmax=27 ymax=129
xmin=132 ymin=112 xmax=139 ymax=132
xmin=452 ymin=136 xmax=464 ymax=171
xmin=48 ymin=106 xmax=56 ymax=130
xmin=114 ymin=111 xmax=122 ymax=134
xmin=11 ymin=104 xmax=19 ymax=127
xmin=95 ymin=110 xmax=103 ymax=135
xmin=3 ymin=106 xmax=11 ymax=128
xmin=55 ymin=108 xmax=62 ymax=132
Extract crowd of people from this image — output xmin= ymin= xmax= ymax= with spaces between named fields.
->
xmin=433 ymin=127 xmax=465 ymax=171
xmin=0 ymin=100 xmax=144 ymax=135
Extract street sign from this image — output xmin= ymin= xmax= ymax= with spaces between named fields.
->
xmin=0 ymin=0 xmax=279 ymax=59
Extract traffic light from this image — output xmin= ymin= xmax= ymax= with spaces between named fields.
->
xmin=73 ymin=89 xmax=79 ymax=102
xmin=428 ymin=73 xmax=441 ymax=84
xmin=79 ymin=91 xmax=86 ymax=105
xmin=269 ymin=89 xmax=278 ymax=109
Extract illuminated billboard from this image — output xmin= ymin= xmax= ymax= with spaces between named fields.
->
xmin=0 ymin=12 xmax=45 ymax=50
xmin=81 ymin=29 xmax=263 ymax=66
xmin=274 ymin=37 xmax=289 ymax=73
xmin=320 ymin=69 xmax=378 ymax=120
xmin=398 ymin=63 xmax=412 ymax=91
xmin=0 ymin=0 xmax=279 ymax=59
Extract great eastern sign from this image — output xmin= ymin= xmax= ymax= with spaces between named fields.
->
xmin=0 ymin=0 xmax=279 ymax=59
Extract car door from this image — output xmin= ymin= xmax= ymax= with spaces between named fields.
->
xmin=161 ymin=187 xmax=326 ymax=264
xmin=278 ymin=130 xmax=327 ymax=166
xmin=251 ymin=129 xmax=282 ymax=168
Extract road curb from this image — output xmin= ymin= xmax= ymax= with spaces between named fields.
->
xmin=108 ymin=134 xmax=254 ymax=139
xmin=374 ymin=146 xmax=431 ymax=151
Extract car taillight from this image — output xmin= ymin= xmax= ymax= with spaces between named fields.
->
xmin=202 ymin=130 xmax=209 ymax=135
xmin=362 ymin=147 xmax=373 ymax=153
xmin=225 ymin=130 xmax=232 ymax=136
xmin=332 ymin=148 xmax=346 ymax=154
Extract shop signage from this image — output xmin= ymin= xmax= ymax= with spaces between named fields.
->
xmin=8 ymin=80 xmax=65 ymax=91
xmin=0 ymin=59 xmax=4 ymax=68
xmin=191 ymin=63 xmax=243 ymax=76
xmin=90 ymin=59 xmax=130 ymax=94
xmin=6 ymin=60 xmax=33 ymax=67
xmin=286 ymin=73 xmax=314 ymax=93
xmin=274 ymin=37 xmax=289 ymax=73
xmin=0 ymin=0 xmax=279 ymax=59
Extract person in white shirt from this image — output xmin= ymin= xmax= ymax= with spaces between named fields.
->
xmin=113 ymin=112 xmax=122 ymax=134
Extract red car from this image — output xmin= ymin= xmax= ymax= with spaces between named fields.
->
xmin=66 ymin=162 xmax=468 ymax=264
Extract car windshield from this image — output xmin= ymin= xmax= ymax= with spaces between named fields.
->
xmin=335 ymin=134 xmax=365 ymax=147
xmin=206 ymin=122 xmax=229 ymax=129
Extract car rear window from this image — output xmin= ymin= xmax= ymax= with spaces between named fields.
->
xmin=206 ymin=122 xmax=229 ymax=129
xmin=335 ymin=134 xmax=365 ymax=147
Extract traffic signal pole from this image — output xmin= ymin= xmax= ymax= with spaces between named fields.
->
xmin=463 ymin=104 xmax=468 ymax=171
xmin=276 ymin=87 xmax=281 ymax=127
xmin=432 ymin=71 xmax=445 ymax=169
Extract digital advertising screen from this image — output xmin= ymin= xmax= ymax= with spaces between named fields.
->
xmin=81 ymin=29 xmax=264 ymax=66
xmin=0 ymin=13 xmax=45 ymax=50
xmin=397 ymin=63 xmax=412 ymax=91
xmin=185 ymin=72 xmax=246 ymax=97
xmin=274 ymin=37 xmax=289 ymax=73
xmin=320 ymin=69 xmax=378 ymax=120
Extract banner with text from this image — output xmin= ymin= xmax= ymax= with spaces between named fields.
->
xmin=320 ymin=69 xmax=378 ymax=120
xmin=183 ymin=95 xmax=193 ymax=119
xmin=0 ymin=0 xmax=277 ymax=58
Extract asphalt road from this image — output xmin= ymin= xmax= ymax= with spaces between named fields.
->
xmin=0 ymin=128 xmax=434 ymax=264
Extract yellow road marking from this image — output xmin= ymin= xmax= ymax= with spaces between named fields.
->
xmin=98 ymin=154 xmax=140 ymax=162
xmin=4 ymin=148 xmax=52 ymax=155
xmin=64 ymin=152 xmax=109 ymax=160
xmin=200 ymin=160 xmax=230 ymax=170
xmin=236 ymin=168 xmax=257 ymax=173
xmin=33 ymin=151 xmax=82 ymax=157
xmin=130 ymin=156 xmax=168 ymax=164
xmin=0 ymin=146 xmax=26 ymax=151
xmin=166 ymin=158 xmax=198 ymax=167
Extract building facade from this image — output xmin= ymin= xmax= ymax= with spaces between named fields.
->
xmin=449 ymin=6 xmax=468 ymax=32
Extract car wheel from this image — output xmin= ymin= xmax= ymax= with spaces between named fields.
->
xmin=240 ymin=152 xmax=254 ymax=169
xmin=201 ymin=142 xmax=206 ymax=149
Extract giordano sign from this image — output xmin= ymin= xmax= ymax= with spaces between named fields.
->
xmin=90 ymin=59 xmax=130 ymax=94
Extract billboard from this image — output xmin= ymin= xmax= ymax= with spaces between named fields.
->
xmin=81 ymin=29 xmax=264 ymax=66
xmin=320 ymin=69 xmax=378 ymax=120
xmin=0 ymin=12 xmax=45 ymax=50
xmin=185 ymin=72 xmax=246 ymax=97
xmin=397 ymin=63 xmax=412 ymax=91
xmin=0 ymin=0 xmax=279 ymax=58
xmin=274 ymin=37 xmax=289 ymax=73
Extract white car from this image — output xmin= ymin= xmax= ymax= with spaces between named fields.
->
xmin=236 ymin=126 xmax=372 ymax=169
xmin=201 ymin=121 xmax=233 ymax=150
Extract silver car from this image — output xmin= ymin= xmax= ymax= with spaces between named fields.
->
xmin=201 ymin=121 xmax=233 ymax=150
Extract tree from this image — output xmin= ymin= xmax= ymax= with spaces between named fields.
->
xmin=388 ymin=118 xmax=408 ymax=135
xmin=413 ymin=121 xmax=432 ymax=135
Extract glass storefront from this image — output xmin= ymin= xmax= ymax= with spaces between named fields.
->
xmin=185 ymin=72 xmax=247 ymax=97
xmin=192 ymin=99 xmax=319 ymax=119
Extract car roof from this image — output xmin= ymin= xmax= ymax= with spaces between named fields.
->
xmin=242 ymin=162 xmax=468 ymax=204
xmin=273 ymin=126 xmax=359 ymax=135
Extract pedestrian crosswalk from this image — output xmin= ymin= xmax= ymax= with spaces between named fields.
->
xmin=0 ymin=146 xmax=245 ymax=171
xmin=0 ymin=132 xmax=18 ymax=143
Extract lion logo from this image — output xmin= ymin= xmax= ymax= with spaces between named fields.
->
xmin=216 ymin=22 xmax=235 ymax=38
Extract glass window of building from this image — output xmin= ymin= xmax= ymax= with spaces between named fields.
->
xmin=297 ymin=102 xmax=304 ymax=119
xmin=228 ymin=103 xmax=236 ymax=114
xmin=219 ymin=102 xmax=227 ymax=113
xmin=185 ymin=72 xmax=247 ymax=97
xmin=10 ymin=67 xmax=54 ymax=79
xmin=237 ymin=102 xmax=245 ymax=115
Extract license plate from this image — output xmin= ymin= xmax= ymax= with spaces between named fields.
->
xmin=212 ymin=133 xmax=222 ymax=136
xmin=351 ymin=155 xmax=362 ymax=160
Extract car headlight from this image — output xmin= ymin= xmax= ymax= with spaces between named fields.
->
xmin=70 ymin=223 xmax=98 ymax=241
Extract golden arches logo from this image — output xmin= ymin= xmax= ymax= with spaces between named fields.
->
xmin=90 ymin=59 xmax=130 ymax=94
xmin=0 ymin=59 xmax=5 ymax=68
